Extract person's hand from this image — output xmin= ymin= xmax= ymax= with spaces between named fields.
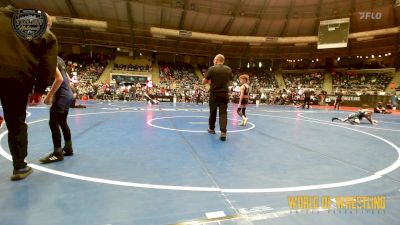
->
xmin=43 ymin=95 xmax=53 ymax=105
xmin=28 ymin=93 xmax=43 ymax=106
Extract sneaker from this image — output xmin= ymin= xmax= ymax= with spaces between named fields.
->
xmin=10 ymin=166 xmax=33 ymax=181
xmin=0 ymin=116 xmax=3 ymax=129
xmin=220 ymin=132 xmax=227 ymax=141
xmin=208 ymin=128 xmax=216 ymax=134
xmin=331 ymin=117 xmax=338 ymax=122
xmin=39 ymin=152 xmax=64 ymax=164
xmin=62 ymin=147 xmax=74 ymax=156
xmin=243 ymin=117 xmax=248 ymax=126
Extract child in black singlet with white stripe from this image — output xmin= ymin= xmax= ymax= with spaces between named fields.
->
xmin=238 ymin=74 xmax=250 ymax=126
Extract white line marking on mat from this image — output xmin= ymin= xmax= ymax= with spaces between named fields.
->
xmin=0 ymin=111 xmax=399 ymax=193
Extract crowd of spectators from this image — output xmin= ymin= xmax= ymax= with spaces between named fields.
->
xmin=159 ymin=62 xmax=198 ymax=83
xmin=224 ymin=68 xmax=278 ymax=103
xmin=156 ymin=62 xmax=206 ymax=102
xmin=57 ymin=55 xmax=396 ymax=107
xmin=349 ymin=60 xmax=387 ymax=70
xmin=71 ymin=63 xmax=105 ymax=84
xmin=113 ymin=63 xmax=152 ymax=72
xmin=232 ymin=68 xmax=278 ymax=90
xmin=332 ymin=71 xmax=393 ymax=95
xmin=63 ymin=53 xmax=112 ymax=66
xmin=73 ymin=62 xmax=205 ymax=103
xmin=255 ymin=87 xmax=325 ymax=106
xmin=282 ymin=61 xmax=325 ymax=70
xmin=283 ymin=72 xmax=324 ymax=91
xmin=282 ymin=59 xmax=389 ymax=70
xmin=62 ymin=54 xmax=107 ymax=99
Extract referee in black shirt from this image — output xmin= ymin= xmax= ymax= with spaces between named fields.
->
xmin=202 ymin=54 xmax=232 ymax=141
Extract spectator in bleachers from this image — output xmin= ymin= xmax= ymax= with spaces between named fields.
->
xmin=283 ymin=72 xmax=324 ymax=91
xmin=391 ymin=92 xmax=398 ymax=110
xmin=374 ymin=102 xmax=391 ymax=114
xmin=332 ymin=71 xmax=393 ymax=95
xmin=334 ymin=89 xmax=343 ymax=110
xmin=114 ymin=63 xmax=151 ymax=72
xmin=158 ymin=61 xmax=203 ymax=102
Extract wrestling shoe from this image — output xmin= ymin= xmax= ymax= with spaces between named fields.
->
xmin=220 ymin=132 xmax=227 ymax=141
xmin=243 ymin=117 xmax=248 ymax=126
xmin=331 ymin=117 xmax=339 ymax=122
xmin=208 ymin=128 xmax=216 ymax=134
xmin=62 ymin=147 xmax=74 ymax=156
xmin=10 ymin=166 xmax=33 ymax=181
xmin=39 ymin=152 xmax=64 ymax=164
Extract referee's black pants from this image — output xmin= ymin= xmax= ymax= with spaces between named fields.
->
xmin=209 ymin=93 xmax=229 ymax=133
xmin=302 ymin=97 xmax=311 ymax=109
xmin=0 ymin=77 xmax=30 ymax=170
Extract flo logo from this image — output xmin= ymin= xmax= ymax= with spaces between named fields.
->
xmin=12 ymin=9 xmax=48 ymax=41
xmin=359 ymin=12 xmax=382 ymax=20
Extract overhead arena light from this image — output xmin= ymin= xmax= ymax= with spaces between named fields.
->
xmin=265 ymin=36 xmax=278 ymax=42
xmin=356 ymin=36 xmax=374 ymax=41
xmin=212 ymin=40 xmax=223 ymax=44
xmin=179 ymin=30 xmax=192 ymax=37
xmin=90 ymin=27 xmax=106 ymax=32
xmin=294 ymin=43 xmax=308 ymax=46
xmin=52 ymin=16 xmax=107 ymax=29
xmin=152 ymin=34 xmax=166 ymax=39
xmin=116 ymin=48 xmax=130 ymax=53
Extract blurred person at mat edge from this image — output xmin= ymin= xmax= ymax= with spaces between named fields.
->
xmin=0 ymin=5 xmax=58 ymax=181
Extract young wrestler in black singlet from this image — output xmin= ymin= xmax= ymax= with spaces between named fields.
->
xmin=238 ymin=74 xmax=250 ymax=126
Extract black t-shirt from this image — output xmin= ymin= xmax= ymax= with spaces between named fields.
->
xmin=205 ymin=64 xmax=232 ymax=93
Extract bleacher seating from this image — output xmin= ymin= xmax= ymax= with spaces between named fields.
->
xmin=112 ymin=55 xmax=152 ymax=73
xmin=113 ymin=64 xmax=151 ymax=72
xmin=332 ymin=71 xmax=393 ymax=94
xmin=283 ymin=72 xmax=324 ymax=90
